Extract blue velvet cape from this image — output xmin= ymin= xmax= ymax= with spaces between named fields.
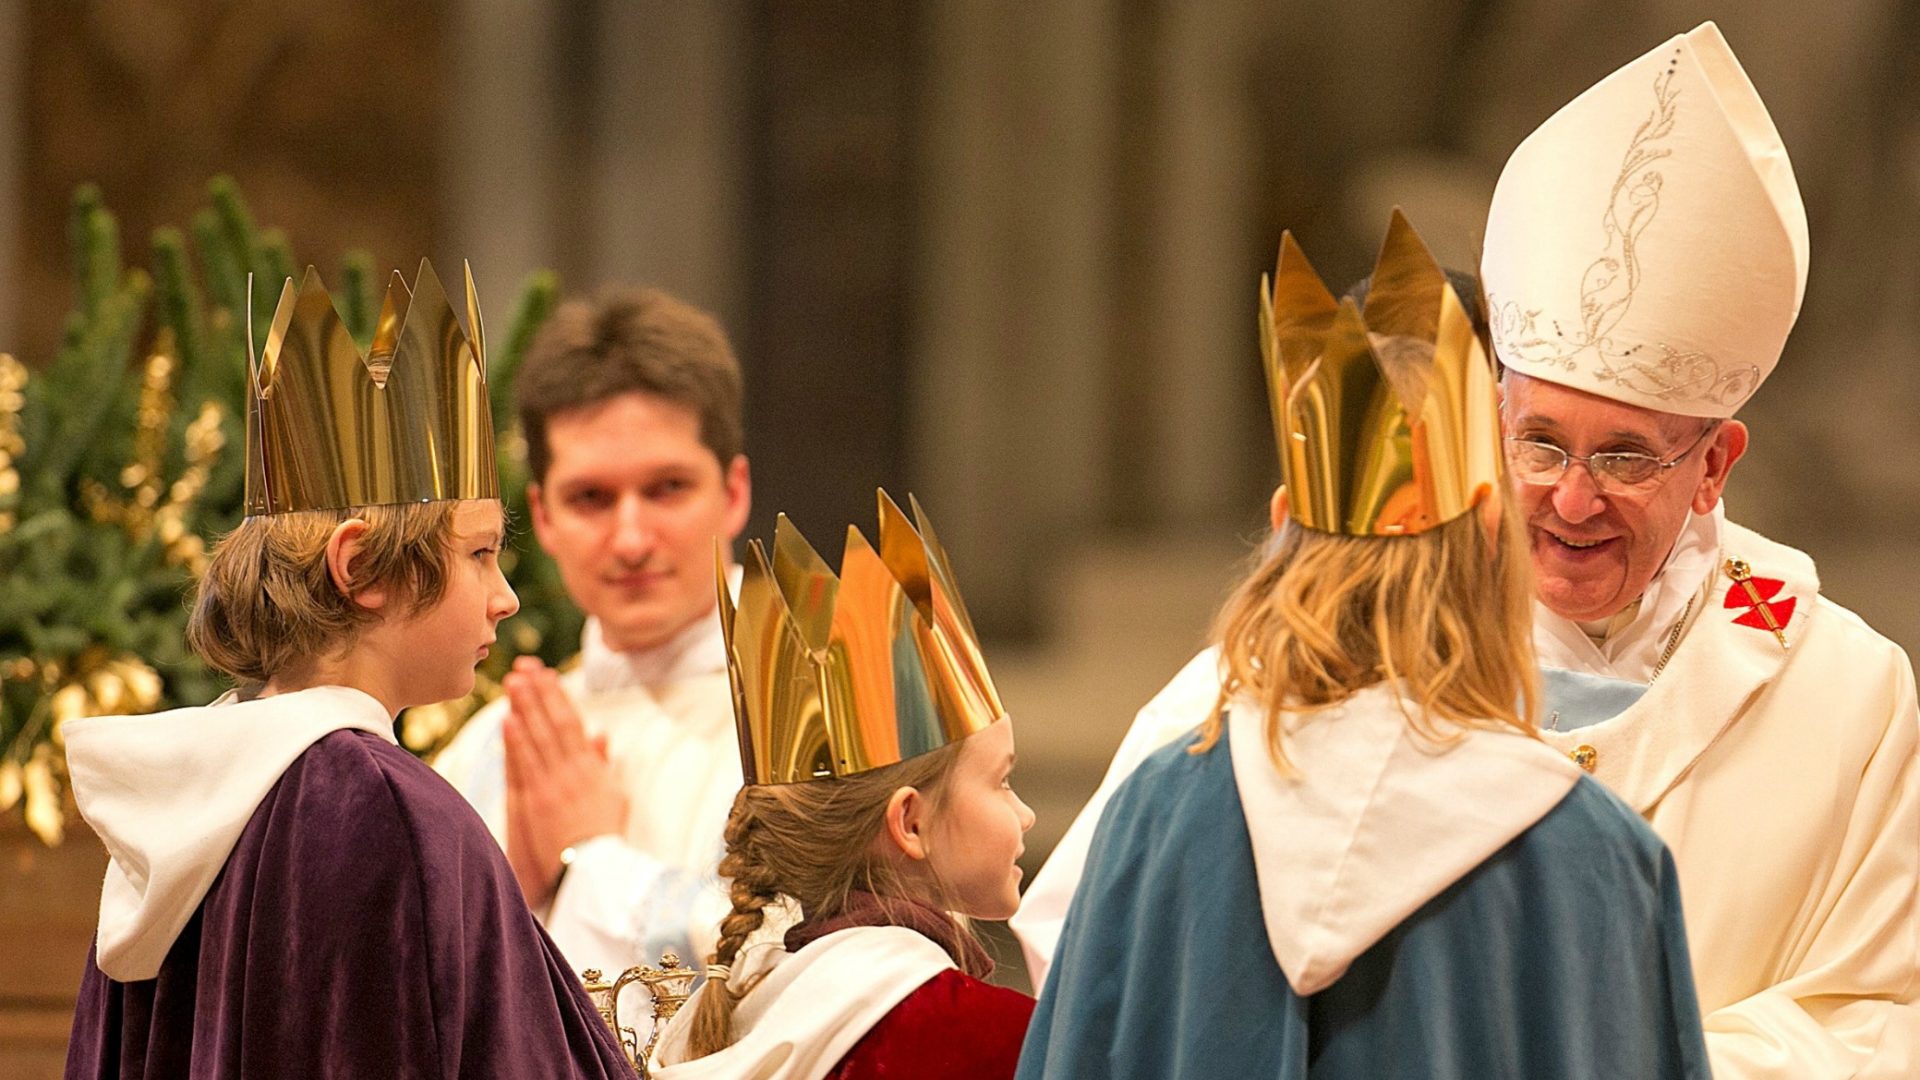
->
xmin=1016 ymin=725 xmax=1710 ymax=1080
xmin=65 ymin=730 xmax=634 ymax=1079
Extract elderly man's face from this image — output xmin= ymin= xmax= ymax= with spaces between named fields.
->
xmin=1500 ymin=373 xmax=1748 ymax=622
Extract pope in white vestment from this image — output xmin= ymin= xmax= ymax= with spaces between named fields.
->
xmin=434 ymin=611 xmax=741 ymax=976
xmin=1015 ymin=23 xmax=1918 ymax=1079
xmin=1016 ymin=508 xmax=1919 ymax=1077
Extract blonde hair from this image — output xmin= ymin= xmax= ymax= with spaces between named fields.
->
xmin=1194 ymin=501 xmax=1538 ymax=769
xmin=187 ymin=502 xmax=462 ymax=686
xmin=683 ymin=743 xmax=980 ymax=1058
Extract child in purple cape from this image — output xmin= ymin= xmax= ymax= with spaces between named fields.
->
xmin=62 ymin=261 xmax=633 ymax=1079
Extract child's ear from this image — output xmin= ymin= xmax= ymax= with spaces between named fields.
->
xmin=325 ymin=518 xmax=387 ymax=610
xmin=881 ymin=785 xmax=930 ymax=862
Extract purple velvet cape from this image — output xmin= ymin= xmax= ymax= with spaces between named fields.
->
xmin=65 ymin=729 xmax=635 ymax=1079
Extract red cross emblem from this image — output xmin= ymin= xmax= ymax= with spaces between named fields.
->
xmin=1722 ymin=557 xmax=1793 ymax=649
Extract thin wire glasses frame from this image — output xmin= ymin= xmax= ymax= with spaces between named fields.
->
xmin=1503 ymin=421 xmax=1720 ymax=496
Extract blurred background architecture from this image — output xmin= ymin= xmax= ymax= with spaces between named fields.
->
xmin=3 ymin=1 xmax=1917 ymax=1073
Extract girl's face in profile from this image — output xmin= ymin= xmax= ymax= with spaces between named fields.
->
xmin=923 ymin=719 xmax=1035 ymax=920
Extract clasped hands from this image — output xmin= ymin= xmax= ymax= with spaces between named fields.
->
xmin=502 ymin=656 xmax=630 ymax=909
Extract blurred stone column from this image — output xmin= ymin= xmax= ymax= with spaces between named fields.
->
xmin=914 ymin=0 xmax=1119 ymax=636
xmin=442 ymin=0 xmax=564 ymax=309
xmin=1142 ymin=0 xmax=1265 ymax=522
xmin=586 ymin=1 xmax=749 ymax=329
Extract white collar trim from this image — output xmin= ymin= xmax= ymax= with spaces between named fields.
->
xmin=577 ymin=565 xmax=740 ymax=693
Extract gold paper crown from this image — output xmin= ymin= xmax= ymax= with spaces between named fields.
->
xmin=1259 ymin=210 xmax=1501 ymax=536
xmin=244 ymin=259 xmax=498 ymax=516
xmin=717 ymin=491 xmax=1005 ymax=786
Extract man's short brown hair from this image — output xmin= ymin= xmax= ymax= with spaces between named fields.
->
xmin=515 ymin=287 xmax=745 ymax=481
xmin=187 ymin=502 xmax=459 ymax=686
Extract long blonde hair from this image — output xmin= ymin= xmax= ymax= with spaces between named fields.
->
xmin=683 ymin=742 xmax=979 ymax=1058
xmin=1194 ymin=500 xmax=1538 ymax=769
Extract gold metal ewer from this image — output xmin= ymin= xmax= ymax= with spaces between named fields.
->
xmin=581 ymin=951 xmax=700 ymax=1077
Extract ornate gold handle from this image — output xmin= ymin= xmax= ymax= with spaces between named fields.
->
xmin=581 ymin=951 xmax=700 ymax=1077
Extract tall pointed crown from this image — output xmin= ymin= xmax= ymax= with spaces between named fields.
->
xmin=244 ymin=259 xmax=498 ymax=516
xmin=1259 ymin=210 xmax=1501 ymax=536
xmin=718 ymin=491 xmax=1005 ymax=786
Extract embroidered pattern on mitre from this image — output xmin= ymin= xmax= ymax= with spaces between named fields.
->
xmin=1481 ymin=22 xmax=1809 ymax=419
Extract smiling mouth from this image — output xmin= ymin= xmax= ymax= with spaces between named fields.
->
xmin=1539 ymin=528 xmax=1614 ymax=552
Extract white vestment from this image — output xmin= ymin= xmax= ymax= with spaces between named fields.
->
xmin=434 ymin=610 xmax=743 ymax=979
xmin=649 ymin=926 xmax=954 ymax=1080
xmin=1013 ymin=513 xmax=1919 ymax=1079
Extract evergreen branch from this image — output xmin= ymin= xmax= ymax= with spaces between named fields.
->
xmin=152 ymin=229 xmax=208 ymax=376
xmin=256 ymin=228 xmax=297 ymax=287
xmin=34 ymin=274 xmax=151 ymax=494
xmin=192 ymin=208 xmax=246 ymax=316
xmin=340 ymin=249 xmax=377 ymax=350
xmin=491 ymin=270 xmax=560 ymax=435
xmin=69 ymin=185 xmax=121 ymax=320
xmin=207 ymin=175 xmax=257 ymax=275
xmin=250 ymin=228 xmax=297 ymax=359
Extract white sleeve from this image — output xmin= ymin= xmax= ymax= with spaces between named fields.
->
xmin=428 ymin=697 xmax=510 ymax=849
xmin=544 ymin=834 xmax=730 ymax=981
xmin=1010 ymin=647 xmax=1225 ymax=991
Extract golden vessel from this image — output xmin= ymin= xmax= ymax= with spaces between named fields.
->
xmin=580 ymin=952 xmax=700 ymax=1076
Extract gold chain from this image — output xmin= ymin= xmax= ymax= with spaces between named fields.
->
xmin=1647 ymin=593 xmax=1699 ymax=683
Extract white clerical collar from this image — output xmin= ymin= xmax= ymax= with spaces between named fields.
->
xmin=1533 ymin=503 xmax=1724 ymax=683
xmin=577 ymin=564 xmax=740 ymax=693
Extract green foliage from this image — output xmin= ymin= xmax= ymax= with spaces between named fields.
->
xmin=488 ymin=269 xmax=579 ymax=679
xmin=339 ymin=249 xmax=378 ymax=350
xmin=0 ymin=177 xmax=572 ymax=842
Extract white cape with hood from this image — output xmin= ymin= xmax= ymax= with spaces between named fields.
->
xmin=1218 ymin=686 xmax=1580 ymax=993
xmin=63 ymin=685 xmax=395 ymax=981
xmin=649 ymin=925 xmax=953 ymax=1080
xmin=1015 ymin=683 xmax=1708 ymax=1079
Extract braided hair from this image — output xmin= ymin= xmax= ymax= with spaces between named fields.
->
xmin=682 ymin=741 xmax=968 ymax=1057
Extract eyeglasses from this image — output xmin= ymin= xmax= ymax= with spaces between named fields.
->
xmin=1503 ymin=422 xmax=1718 ymax=496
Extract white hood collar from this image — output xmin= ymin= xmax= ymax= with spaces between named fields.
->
xmin=63 ymin=685 xmax=396 ymax=981
xmin=1227 ymin=684 xmax=1581 ymax=995
xmin=650 ymin=925 xmax=952 ymax=1080
xmin=577 ymin=564 xmax=739 ymax=693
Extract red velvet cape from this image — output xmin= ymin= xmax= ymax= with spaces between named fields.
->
xmin=825 ymin=968 xmax=1035 ymax=1080
xmin=784 ymin=892 xmax=1035 ymax=1080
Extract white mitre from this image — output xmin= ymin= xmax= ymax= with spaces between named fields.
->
xmin=1481 ymin=22 xmax=1809 ymax=419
